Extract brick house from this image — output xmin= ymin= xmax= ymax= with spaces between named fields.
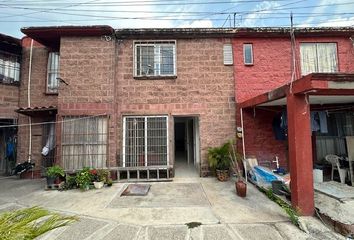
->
xmin=233 ymin=28 xmax=354 ymax=215
xmin=18 ymin=26 xmax=236 ymax=179
xmin=0 ymin=33 xmax=21 ymax=175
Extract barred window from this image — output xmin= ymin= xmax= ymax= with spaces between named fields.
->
xmin=134 ymin=41 xmax=176 ymax=77
xmin=123 ymin=116 xmax=168 ymax=167
xmin=62 ymin=116 xmax=108 ymax=171
xmin=0 ymin=51 xmax=20 ymax=84
xmin=47 ymin=52 xmax=60 ymax=93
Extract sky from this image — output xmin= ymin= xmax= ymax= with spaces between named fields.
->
xmin=0 ymin=0 xmax=354 ymax=38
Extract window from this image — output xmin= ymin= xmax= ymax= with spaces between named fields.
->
xmin=134 ymin=41 xmax=176 ymax=77
xmin=300 ymin=43 xmax=338 ymax=76
xmin=123 ymin=116 xmax=168 ymax=167
xmin=243 ymin=43 xmax=253 ymax=65
xmin=0 ymin=51 xmax=20 ymax=84
xmin=62 ymin=116 xmax=108 ymax=171
xmin=223 ymin=44 xmax=233 ymax=65
xmin=47 ymin=52 xmax=60 ymax=93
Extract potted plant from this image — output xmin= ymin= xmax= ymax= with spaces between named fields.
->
xmin=90 ymin=169 xmax=107 ymax=189
xmin=207 ymin=142 xmax=232 ymax=181
xmin=229 ymin=143 xmax=247 ymax=197
xmin=46 ymin=165 xmax=65 ymax=185
xmin=76 ymin=167 xmax=93 ymax=191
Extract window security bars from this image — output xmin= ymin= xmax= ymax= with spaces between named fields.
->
xmin=47 ymin=52 xmax=60 ymax=93
xmin=0 ymin=51 xmax=20 ymax=84
xmin=123 ymin=116 xmax=168 ymax=167
xmin=134 ymin=41 xmax=176 ymax=77
xmin=62 ymin=116 xmax=108 ymax=171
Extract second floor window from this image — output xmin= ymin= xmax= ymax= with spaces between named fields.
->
xmin=0 ymin=51 xmax=20 ymax=84
xmin=300 ymin=43 xmax=338 ymax=76
xmin=243 ymin=43 xmax=253 ymax=65
xmin=134 ymin=41 xmax=176 ymax=77
xmin=47 ymin=52 xmax=60 ymax=93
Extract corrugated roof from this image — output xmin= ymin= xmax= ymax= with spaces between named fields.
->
xmin=16 ymin=106 xmax=57 ymax=117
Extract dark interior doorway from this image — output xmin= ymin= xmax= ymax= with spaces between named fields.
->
xmin=174 ymin=117 xmax=200 ymax=177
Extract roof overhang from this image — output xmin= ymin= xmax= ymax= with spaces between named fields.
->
xmin=115 ymin=27 xmax=354 ymax=39
xmin=21 ymin=25 xmax=114 ymax=50
xmin=240 ymin=73 xmax=354 ymax=108
xmin=0 ymin=33 xmax=22 ymax=55
xmin=16 ymin=106 xmax=57 ymax=117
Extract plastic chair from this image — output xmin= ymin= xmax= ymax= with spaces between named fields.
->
xmin=325 ymin=154 xmax=348 ymax=184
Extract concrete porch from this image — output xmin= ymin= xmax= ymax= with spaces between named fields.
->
xmin=0 ymin=176 xmax=343 ymax=239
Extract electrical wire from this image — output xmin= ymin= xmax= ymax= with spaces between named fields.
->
xmin=0 ymin=114 xmax=109 ymax=129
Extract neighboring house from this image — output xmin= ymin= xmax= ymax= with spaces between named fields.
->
xmin=234 ymin=27 xmax=354 ymax=215
xmin=0 ymin=33 xmax=21 ymax=175
xmin=19 ymin=26 xmax=236 ymax=179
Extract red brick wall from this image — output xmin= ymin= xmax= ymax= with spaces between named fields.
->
xmin=116 ymin=38 xmax=236 ymax=175
xmin=0 ymin=84 xmax=19 ymax=119
xmin=234 ymin=36 xmax=354 ymax=170
xmin=17 ymin=37 xmax=58 ymax=172
xmin=58 ymin=36 xmax=116 ymax=167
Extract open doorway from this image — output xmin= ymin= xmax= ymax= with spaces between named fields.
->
xmin=174 ymin=116 xmax=200 ymax=177
xmin=0 ymin=119 xmax=17 ymax=176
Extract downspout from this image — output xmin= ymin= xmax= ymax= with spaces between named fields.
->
xmin=27 ymin=39 xmax=34 ymax=162
xmin=240 ymin=107 xmax=247 ymax=182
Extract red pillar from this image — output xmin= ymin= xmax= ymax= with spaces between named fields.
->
xmin=287 ymin=93 xmax=314 ymax=216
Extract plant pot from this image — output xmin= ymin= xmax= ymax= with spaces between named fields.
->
xmin=46 ymin=176 xmax=56 ymax=186
xmin=235 ymin=180 xmax=247 ymax=197
xmin=216 ymin=169 xmax=230 ymax=182
xmin=93 ymin=181 xmax=104 ymax=189
xmin=54 ymin=177 xmax=63 ymax=185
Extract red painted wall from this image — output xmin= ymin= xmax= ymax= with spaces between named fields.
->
xmin=233 ymin=36 xmax=354 ymax=169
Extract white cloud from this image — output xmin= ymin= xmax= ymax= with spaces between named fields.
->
xmin=317 ymin=17 xmax=354 ymax=27
xmin=178 ymin=20 xmax=213 ymax=28
xmin=243 ymin=1 xmax=281 ymax=27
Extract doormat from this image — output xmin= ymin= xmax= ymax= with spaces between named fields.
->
xmin=121 ymin=184 xmax=151 ymax=196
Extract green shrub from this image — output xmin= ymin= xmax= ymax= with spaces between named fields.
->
xmin=46 ymin=165 xmax=65 ymax=178
xmin=75 ymin=168 xmax=93 ymax=190
xmin=207 ymin=141 xmax=232 ymax=170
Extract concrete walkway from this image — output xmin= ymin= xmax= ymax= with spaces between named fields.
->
xmin=0 ymin=176 xmax=343 ymax=239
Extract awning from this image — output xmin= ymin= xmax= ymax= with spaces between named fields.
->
xmin=240 ymin=73 xmax=354 ymax=108
xmin=16 ymin=106 xmax=57 ymax=117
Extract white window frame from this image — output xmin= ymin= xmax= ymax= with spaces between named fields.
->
xmin=122 ymin=115 xmax=169 ymax=167
xmin=300 ymin=42 xmax=338 ymax=76
xmin=243 ymin=43 xmax=254 ymax=65
xmin=223 ymin=44 xmax=233 ymax=65
xmin=133 ymin=40 xmax=177 ymax=77
xmin=46 ymin=52 xmax=60 ymax=93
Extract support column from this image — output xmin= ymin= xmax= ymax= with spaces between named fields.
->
xmin=287 ymin=93 xmax=314 ymax=216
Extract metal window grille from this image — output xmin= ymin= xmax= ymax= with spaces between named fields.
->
xmin=223 ymin=44 xmax=233 ymax=65
xmin=47 ymin=52 xmax=60 ymax=93
xmin=62 ymin=116 xmax=108 ymax=171
xmin=0 ymin=51 xmax=20 ymax=84
xmin=123 ymin=116 xmax=168 ymax=167
xmin=134 ymin=41 xmax=176 ymax=77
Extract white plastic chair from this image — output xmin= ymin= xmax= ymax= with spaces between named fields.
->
xmin=325 ymin=154 xmax=348 ymax=184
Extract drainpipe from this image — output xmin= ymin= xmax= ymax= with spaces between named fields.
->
xmin=240 ymin=108 xmax=247 ymax=182
xmin=27 ymin=39 xmax=34 ymax=162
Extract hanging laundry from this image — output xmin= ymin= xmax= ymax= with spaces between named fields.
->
xmin=272 ymin=113 xmax=286 ymax=141
xmin=311 ymin=112 xmax=320 ymax=132
xmin=318 ymin=111 xmax=328 ymax=133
